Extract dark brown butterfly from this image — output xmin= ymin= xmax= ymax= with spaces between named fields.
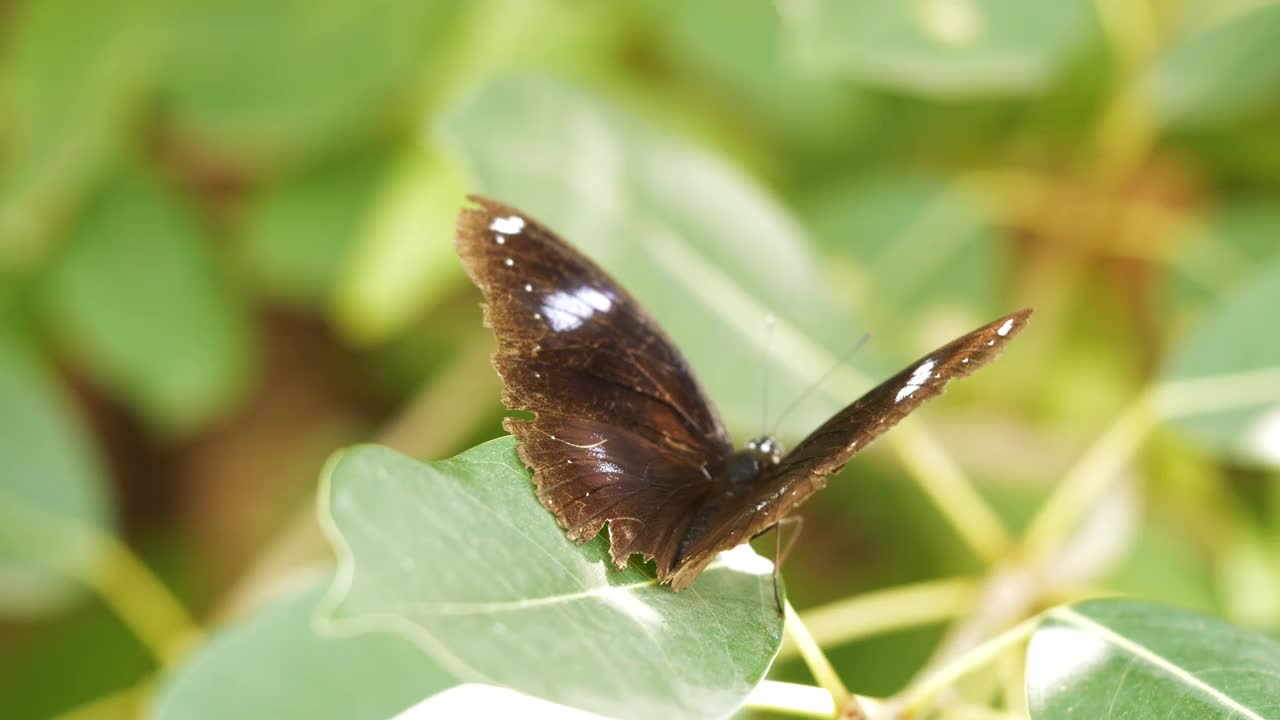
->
xmin=456 ymin=195 xmax=1030 ymax=591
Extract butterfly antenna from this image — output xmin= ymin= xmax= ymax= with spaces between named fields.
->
xmin=770 ymin=331 xmax=871 ymax=437
xmin=760 ymin=314 xmax=776 ymax=436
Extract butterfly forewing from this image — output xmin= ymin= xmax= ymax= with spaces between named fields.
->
xmin=663 ymin=309 xmax=1032 ymax=589
xmin=771 ymin=308 xmax=1031 ymax=482
xmin=455 ymin=196 xmax=734 ymax=573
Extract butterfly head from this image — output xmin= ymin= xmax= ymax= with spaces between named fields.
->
xmin=744 ymin=436 xmax=785 ymax=466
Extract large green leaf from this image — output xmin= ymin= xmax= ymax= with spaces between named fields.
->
xmin=1027 ymin=599 xmax=1280 ymax=718
xmin=43 ymin=168 xmax=255 ymax=434
xmin=801 ymin=172 xmax=1001 ymax=351
xmin=438 ymin=74 xmax=875 ymax=441
xmin=0 ymin=0 xmax=152 ymax=268
xmin=0 ymin=334 xmax=110 ymax=614
xmin=1145 ymin=5 xmax=1280 ymax=129
xmin=777 ymin=0 xmax=1095 ymax=96
xmin=318 ymin=437 xmax=783 ymax=720
xmin=156 ymin=0 xmax=455 ymax=167
xmin=153 ymin=579 xmax=453 ymax=720
xmin=1159 ymin=257 xmax=1280 ymax=467
xmin=239 ymin=147 xmax=394 ymax=307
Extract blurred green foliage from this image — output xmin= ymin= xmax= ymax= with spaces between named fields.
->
xmin=2 ymin=0 xmax=1280 ymax=718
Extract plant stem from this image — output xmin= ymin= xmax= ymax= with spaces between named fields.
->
xmin=1156 ymin=368 xmax=1280 ymax=419
xmin=894 ymin=616 xmax=1040 ymax=715
xmin=785 ymin=600 xmax=853 ymax=711
xmin=885 ymin=423 xmax=1012 ymax=563
xmin=91 ymin=536 xmax=202 ymax=667
xmin=779 ymin=577 xmax=980 ymax=660
xmin=744 ymin=680 xmax=839 ymax=718
xmin=1019 ymin=391 xmax=1157 ymax=558
xmin=1090 ymin=0 xmax=1160 ymax=180
xmin=0 ymin=493 xmax=200 ymax=668
xmin=52 ymin=679 xmax=150 ymax=720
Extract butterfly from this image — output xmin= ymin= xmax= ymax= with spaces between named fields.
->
xmin=456 ymin=195 xmax=1030 ymax=591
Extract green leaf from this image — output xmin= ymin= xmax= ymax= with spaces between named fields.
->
xmin=0 ymin=0 xmax=153 ymax=268
xmin=438 ymin=74 xmax=873 ymax=441
xmin=43 ymin=168 xmax=255 ymax=434
xmin=778 ymin=0 xmax=1096 ymax=96
xmin=157 ymin=0 xmax=457 ymax=166
xmin=154 ymin=579 xmax=453 ymax=720
xmin=239 ymin=147 xmax=394 ymax=307
xmin=660 ymin=0 xmax=868 ymax=150
xmin=1160 ymin=257 xmax=1280 ymax=467
xmin=802 ymin=172 xmax=1000 ymax=350
xmin=1145 ymin=5 xmax=1280 ymax=129
xmin=0 ymin=333 xmax=110 ymax=614
xmin=331 ymin=146 xmax=468 ymax=344
xmin=1027 ymin=599 xmax=1280 ymax=718
xmin=318 ymin=437 xmax=783 ymax=720
xmin=1167 ymin=199 xmax=1280 ymax=316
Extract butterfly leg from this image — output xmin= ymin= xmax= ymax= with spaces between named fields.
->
xmin=770 ymin=515 xmax=804 ymax=614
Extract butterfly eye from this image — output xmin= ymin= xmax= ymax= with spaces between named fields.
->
xmin=745 ymin=437 xmax=784 ymax=465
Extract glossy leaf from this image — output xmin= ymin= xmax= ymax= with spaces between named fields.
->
xmin=1146 ymin=5 xmax=1280 ymax=129
xmin=318 ymin=437 xmax=783 ymax=720
xmin=154 ymin=579 xmax=453 ymax=720
xmin=0 ymin=334 xmax=110 ymax=614
xmin=438 ymin=74 xmax=872 ymax=441
xmin=0 ymin=0 xmax=152 ymax=267
xmin=778 ymin=0 xmax=1095 ymax=96
xmin=43 ymin=169 xmax=255 ymax=434
xmin=1160 ymin=257 xmax=1280 ymax=467
xmin=1027 ymin=599 xmax=1280 ymax=718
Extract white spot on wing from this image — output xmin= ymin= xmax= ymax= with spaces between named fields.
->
xmin=997 ymin=318 xmax=1015 ymax=336
xmin=541 ymin=286 xmax=614 ymax=332
xmin=489 ymin=215 xmax=525 ymax=234
xmin=895 ymin=358 xmax=936 ymax=403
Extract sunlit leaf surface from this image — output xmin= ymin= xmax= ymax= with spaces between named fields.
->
xmin=319 ymin=437 xmax=783 ymax=720
xmin=1027 ymin=599 xmax=1280 ymax=719
xmin=154 ymin=580 xmax=453 ymax=720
